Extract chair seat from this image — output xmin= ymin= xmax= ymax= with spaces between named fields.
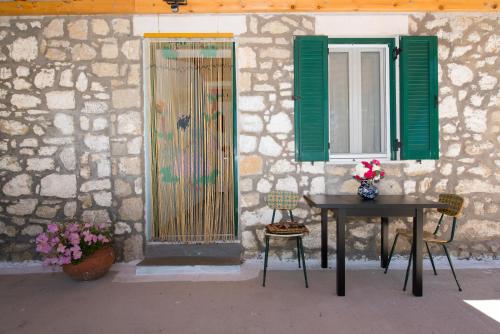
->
xmin=396 ymin=228 xmax=448 ymax=244
xmin=265 ymin=221 xmax=309 ymax=236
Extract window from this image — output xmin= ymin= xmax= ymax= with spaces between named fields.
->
xmin=328 ymin=44 xmax=390 ymax=159
xmin=294 ymin=36 xmax=438 ymax=162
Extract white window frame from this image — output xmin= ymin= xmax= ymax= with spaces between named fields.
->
xmin=328 ymin=44 xmax=391 ymax=162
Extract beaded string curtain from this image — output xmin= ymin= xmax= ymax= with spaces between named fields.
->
xmin=149 ymin=41 xmax=235 ymax=242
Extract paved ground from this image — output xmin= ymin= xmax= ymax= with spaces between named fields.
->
xmin=1 ymin=268 xmax=499 ymax=334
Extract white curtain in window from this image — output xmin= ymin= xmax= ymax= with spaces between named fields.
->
xmin=330 ymin=52 xmax=350 ymax=154
xmin=361 ymin=52 xmax=382 ymax=153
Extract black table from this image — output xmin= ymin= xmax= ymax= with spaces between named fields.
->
xmin=304 ymin=195 xmax=448 ymax=297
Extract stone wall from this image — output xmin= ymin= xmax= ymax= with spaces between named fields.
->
xmin=0 ymin=16 xmax=144 ymax=261
xmin=238 ymin=13 xmax=500 ymax=260
xmin=237 ymin=15 xmax=329 ymax=260
xmin=0 ymin=13 xmax=498 ymax=263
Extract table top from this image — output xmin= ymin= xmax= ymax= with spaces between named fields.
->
xmin=304 ymin=194 xmax=448 ymax=209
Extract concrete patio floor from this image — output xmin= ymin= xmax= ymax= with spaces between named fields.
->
xmin=1 ymin=267 xmax=499 ymax=334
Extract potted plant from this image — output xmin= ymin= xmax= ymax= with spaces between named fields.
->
xmin=36 ymin=222 xmax=115 ymax=281
xmin=352 ymin=160 xmax=385 ymax=200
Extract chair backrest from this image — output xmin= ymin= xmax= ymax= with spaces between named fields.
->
xmin=437 ymin=194 xmax=464 ymax=217
xmin=267 ymin=191 xmax=300 ymax=210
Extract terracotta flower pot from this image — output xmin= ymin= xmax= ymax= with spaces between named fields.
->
xmin=62 ymin=247 xmax=115 ymax=281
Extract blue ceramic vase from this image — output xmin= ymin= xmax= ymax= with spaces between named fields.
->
xmin=357 ymin=180 xmax=379 ymax=200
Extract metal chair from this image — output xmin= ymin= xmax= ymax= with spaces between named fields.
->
xmin=262 ymin=190 xmax=309 ymax=288
xmin=384 ymin=194 xmax=465 ymax=291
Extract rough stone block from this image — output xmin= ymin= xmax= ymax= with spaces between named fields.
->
xmin=71 ymin=43 xmax=97 ymax=61
xmin=54 ymin=113 xmax=74 ymax=135
xmin=119 ymin=197 xmax=144 ymax=221
xmin=40 ymin=174 xmax=77 ymax=198
xmin=91 ymin=19 xmax=110 ymax=36
xmin=2 ymin=174 xmax=32 ymax=197
xmin=11 ymin=94 xmax=41 ymax=109
xmin=121 ymin=40 xmax=140 ymax=60
xmin=80 ymin=179 xmax=111 ymax=192
xmin=123 ymin=234 xmax=143 ymax=262
xmin=26 ymin=158 xmax=55 ymax=171
xmin=118 ymin=157 xmax=142 ymax=176
xmin=43 ymin=19 xmax=64 ymax=38
xmin=112 ymin=89 xmax=141 ymax=109
xmin=8 ymin=37 xmax=38 ymax=62
xmin=7 ymin=199 xmax=38 ymax=216
xmin=84 ymin=134 xmax=109 ymax=152
xmin=92 ymin=62 xmax=119 ymax=77
xmin=68 ymin=19 xmax=88 ymax=40
xmin=46 ymin=91 xmax=76 ymax=110
xmin=111 ymin=18 xmax=130 ymax=35
xmin=239 ymin=155 xmax=263 ymax=176
xmin=0 ymin=119 xmax=29 ymax=136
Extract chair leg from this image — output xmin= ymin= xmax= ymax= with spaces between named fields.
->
xmin=296 ymin=237 xmax=301 ymax=268
xmin=426 ymin=242 xmax=438 ymax=276
xmin=299 ymin=237 xmax=308 ymax=288
xmin=262 ymin=236 xmax=270 ymax=287
xmin=384 ymin=234 xmax=399 ymax=274
xmin=403 ymin=245 xmax=413 ymax=291
xmin=442 ymin=244 xmax=462 ymax=291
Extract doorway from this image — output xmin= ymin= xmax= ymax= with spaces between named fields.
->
xmin=146 ymin=39 xmax=237 ymax=243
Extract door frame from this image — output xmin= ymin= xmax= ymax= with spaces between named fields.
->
xmin=142 ymin=37 xmax=239 ymax=242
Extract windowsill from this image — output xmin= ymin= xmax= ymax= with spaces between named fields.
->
xmin=326 ymin=158 xmax=407 ymax=165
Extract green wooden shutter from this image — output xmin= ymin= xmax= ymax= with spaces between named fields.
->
xmin=294 ymin=36 xmax=329 ymax=162
xmin=399 ymin=36 xmax=439 ymax=160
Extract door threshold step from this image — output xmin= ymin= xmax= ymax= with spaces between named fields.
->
xmin=145 ymin=242 xmax=242 ymax=259
xmin=136 ymin=256 xmax=241 ymax=276
xmin=137 ymin=256 xmax=242 ymax=267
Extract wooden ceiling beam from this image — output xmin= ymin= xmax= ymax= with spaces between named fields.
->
xmin=0 ymin=0 xmax=498 ymax=15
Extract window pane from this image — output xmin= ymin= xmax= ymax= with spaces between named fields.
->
xmin=330 ymin=52 xmax=349 ymax=154
xmin=361 ymin=52 xmax=383 ymax=154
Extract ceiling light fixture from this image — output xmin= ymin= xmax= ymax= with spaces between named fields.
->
xmin=164 ymin=0 xmax=188 ymax=13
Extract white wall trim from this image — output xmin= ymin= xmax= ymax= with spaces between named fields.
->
xmin=133 ymin=14 xmax=247 ymax=36
xmin=315 ymin=14 xmax=409 ymax=36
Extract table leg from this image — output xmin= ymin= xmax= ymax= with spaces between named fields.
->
xmin=336 ymin=209 xmax=346 ymax=296
xmin=412 ymin=208 xmax=423 ymax=297
xmin=381 ymin=217 xmax=389 ymax=268
xmin=321 ymin=208 xmax=328 ymax=268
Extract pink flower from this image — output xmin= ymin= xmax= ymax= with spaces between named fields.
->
xmin=36 ymin=233 xmax=49 ymax=244
xmin=372 ymin=159 xmax=381 ymax=166
xmin=83 ymin=230 xmax=97 ymax=244
xmin=66 ymin=223 xmax=79 ymax=233
xmin=362 ymin=161 xmax=372 ymax=169
xmin=73 ymin=250 xmax=83 ymax=260
xmin=58 ymin=256 xmax=71 ymax=265
xmin=69 ymin=233 xmax=80 ymax=246
xmin=36 ymin=242 xmax=52 ymax=254
xmin=49 ymin=237 xmax=60 ymax=246
xmin=72 ymin=250 xmax=82 ymax=260
xmin=364 ymin=170 xmax=375 ymax=179
xmin=57 ymin=243 xmax=66 ymax=253
xmin=47 ymin=223 xmax=59 ymax=233
xmin=71 ymin=245 xmax=82 ymax=260
xmin=36 ymin=221 xmax=112 ymax=267
xmin=97 ymin=235 xmax=109 ymax=243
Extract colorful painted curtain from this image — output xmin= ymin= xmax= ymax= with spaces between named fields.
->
xmin=148 ymin=40 xmax=235 ymax=242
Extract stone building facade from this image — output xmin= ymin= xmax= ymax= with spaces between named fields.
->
xmin=0 ymin=16 xmax=144 ymax=261
xmin=239 ymin=13 xmax=499 ymax=260
xmin=0 ymin=13 xmax=498 ymax=262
